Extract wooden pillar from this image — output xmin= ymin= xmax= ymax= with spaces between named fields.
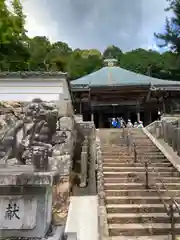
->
xmin=149 ymin=111 xmax=152 ymax=123
xmin=136 ymin=101 xmax=140 ymax=122
xmin=80 ymin=99 xmax=82 ymax=114
xmin=137 ymin=112 xmax=140 ymax=122
xmin=127 ymin=110 xmax=130 ymax=120
xmin=91 ymin=112 xmax=94 ymax=122
xmin=99 ymin=112 xmax=103 ymax=128
xmin=163 ymin=101 xmax=166 ymax=114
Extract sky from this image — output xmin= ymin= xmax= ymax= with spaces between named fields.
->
xmin=20 ymin=0 xmax=172 ymax=52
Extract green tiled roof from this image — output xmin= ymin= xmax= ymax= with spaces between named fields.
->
xmin=71 ymin=66 xmax=180 ymax=87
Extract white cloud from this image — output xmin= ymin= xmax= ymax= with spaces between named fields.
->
xmin=21 ymin=0 xmax=59 ymax=42
xmin=11 ymin=0 xmax=173 ymax=51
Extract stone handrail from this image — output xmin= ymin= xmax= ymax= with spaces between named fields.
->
xmin=75 ymin=117 xmax=97 ymax=192
xmin=80 ymin=137 xmax=89 ymax=187
xmin=146 ymin=118 xmax=180 ymax=156
xmin=146 ymin=120 xmax=162 ymax=136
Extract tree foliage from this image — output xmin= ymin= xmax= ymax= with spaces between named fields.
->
xmin=155 ymin=0 xmax=180 ymax=54
xmin=0 ymin=0 xmax=179 ymax=81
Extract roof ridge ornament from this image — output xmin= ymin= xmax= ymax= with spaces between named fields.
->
xmin=104 ymin=58 xmax=117 ymax=67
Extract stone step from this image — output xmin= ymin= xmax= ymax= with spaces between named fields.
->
xmin=108 ymin=223 xmax=180 ymax=236
xmin=103 ymin=166 xmax=175 ymax=172
xmin=103 ymin=163 xmax=172 ymax=168
xmin=102 ymin=148 xmax=160 ymax=152
xmin=103 ymin=155 xmax=167 ymax=160
xmin=103 ymin=162 xmax=170 ymax=166
xmin=101 ymin=146 xmax=127 ymax=149
xmin=102 ymin=144 xmax=126 ymax=146
xmin=104 ymin=183 xmax=180 ymax=190
xmin=99 ymin=130 xmax=180 ymax=238
xmin=136 ymin=146 xmax=158 ymax=149
xmin=102 ymin=152 xmax=164 ymax=156
xmin=107 ymin=212 xmax=180 ymax=224
xmin=103 ymin=158 xmax=168 ymax=163
xmin=102 ymin=153 xmax=131 ymax=156
xmin=104 ymin=177 xmax=180 ymax=184
xmin=106 ymin=204 xmax=171 ymax=213
xmin=136 ymin=152 xmax=164 ymax=156
xmin=103 ymin=171 xmax=180 ymax=178
xmin=135 ymin=144 xmax=157 ymax=146
xmin=105 ymin=189 xmax=179 ymax=197
xmin=105 ymin=196 xmax=180 ymax=204
xmin=110 ymin=236 xmax=174 ymax=240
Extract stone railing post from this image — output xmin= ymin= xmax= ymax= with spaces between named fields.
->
xmin=163 ymin=120 xmax=168 ymax=142
xmin=80 ymin=140 xmax=88 ymax=188
xmin=155 ymin=122 xmax=161 ymax=139
xmin=172 ymin=126 xmax=178 ymax=152
xmin=167 ymin=122 xmax=172 ymax=146
xmin=88 ymin=127 xmax=97 ymax=195
xmin=176 ymin=127 xmax=180 ymax=156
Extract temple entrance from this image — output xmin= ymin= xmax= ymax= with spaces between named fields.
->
xmin=93 ymin=107 xmax=145 ymax=128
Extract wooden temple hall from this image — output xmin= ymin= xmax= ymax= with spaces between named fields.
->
xmin=71 ymin=59 xmax=180 ymax=128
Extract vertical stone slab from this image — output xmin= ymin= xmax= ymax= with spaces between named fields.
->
xmin=80 ymin=151 xmax=88 ymax=188
xmin=52 ymin=175 xmax=71 ymax=226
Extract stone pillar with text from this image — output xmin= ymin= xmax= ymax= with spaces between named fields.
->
xmin=0 ymin=163 xmax=63 ymax=239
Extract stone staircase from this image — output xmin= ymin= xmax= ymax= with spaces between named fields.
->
xmin=98 ymin=129 xmax=180 ymax=239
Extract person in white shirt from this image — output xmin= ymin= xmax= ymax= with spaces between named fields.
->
xmin=134 ymin=122 xmax=138 ymax=128
xmin=127 ymin=119 xmax=133 ymax=128
xmin=138 ymin=121 xmax=144 ymax=128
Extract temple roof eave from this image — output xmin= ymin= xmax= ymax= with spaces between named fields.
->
xmin=71 ymin=66 xmax=180 ymax=89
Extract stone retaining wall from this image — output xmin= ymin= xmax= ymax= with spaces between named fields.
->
xmin=96 ymin=136 xmax=109 ymax=240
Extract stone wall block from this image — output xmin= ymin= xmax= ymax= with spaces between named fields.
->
xmin=60 ymin=117 xmax=74 ymax=131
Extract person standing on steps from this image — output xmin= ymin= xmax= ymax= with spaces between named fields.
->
xmin=158 ymin=109 xmax=161 ymax=120
xmin=134 ymin=122 xmax=138 ymax=128
xmin=138 ymin=121 xmax=144 ymax=128
xmin=116 ymin=118 xmax=121 ymax=128
xmin=111 ymin=118 xmax=117 ymax=128
xmin=127 ymin=119 xmax=133 ymax=128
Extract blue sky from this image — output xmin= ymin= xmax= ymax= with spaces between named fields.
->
xmin=17 ymin=0 xmax=172 ymax=52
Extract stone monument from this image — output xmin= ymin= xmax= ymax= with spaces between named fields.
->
xmin=0 ymin=72 xmax=77 ymax=239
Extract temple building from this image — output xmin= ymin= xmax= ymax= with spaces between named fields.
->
xmin=71 ymin=59 xmax=180 ymax=128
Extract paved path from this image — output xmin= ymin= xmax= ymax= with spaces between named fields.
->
xmin=65 ymin=195 xmax=98 ymax=240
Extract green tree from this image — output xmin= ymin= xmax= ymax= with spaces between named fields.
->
xmin=103 ymin=45 xmax=123 ymax=63
xmin=155 ymin=0 xmax=180 ymax=54
xmin=0 ymin=0 xmax=29 ymax=71
xmin=67 ymin=49 xmax=103 ymax=80
xmin=27 ymin=36 xmax=51 ymax=70
xmin=45 ymin=41 xmax=72 ymax=71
